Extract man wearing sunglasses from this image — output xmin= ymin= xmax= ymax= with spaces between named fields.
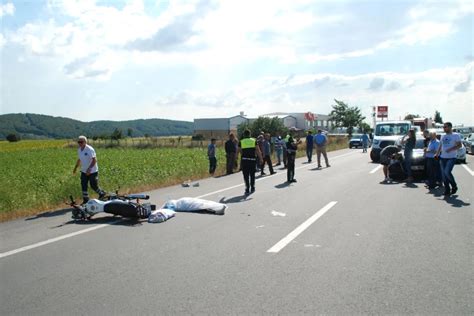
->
xmin=435 ymin=122 xmax=462 ymax=196
xmin=73 ymin=136 xmax=105 ymax=204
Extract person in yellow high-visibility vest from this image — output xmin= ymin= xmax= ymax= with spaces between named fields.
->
xmin=238 ymin=129 xmax=263 ymax=195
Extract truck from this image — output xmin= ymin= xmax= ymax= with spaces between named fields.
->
xmin=370 ymin=120 xmax=412 ymax=162
xmin=412 ymin=117 xmax=433 ymax=131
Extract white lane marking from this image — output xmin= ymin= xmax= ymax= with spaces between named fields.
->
xmin=370 ymin=165 xmax=382 ymax=174
xmin=0 ymin=220 xmax=122 ymax=259
xmin=0 ymin=151 xmax=355 ymax=259
xmin=462 ymin=164 xmax=474 ymax=176
xmin=267 ymin=201 xmax=338 ymax=253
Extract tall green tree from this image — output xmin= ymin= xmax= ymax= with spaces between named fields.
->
xmin=434 ymin=110 xmax=443 ymax=124
xmin=237 ymin=116 xmax=288 ymax=139
xmin=329 ymin=99 xmax=366 ymax=135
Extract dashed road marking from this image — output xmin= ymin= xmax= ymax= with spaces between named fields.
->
xmin=461 ymin=164 xmax=474 ymax=176
xmin=370 ymin=165 xmax=382 ymax=174
xmin=267 ymin=201 xmax=338 ymax=253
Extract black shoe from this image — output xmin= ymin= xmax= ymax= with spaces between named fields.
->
xmin=251 ymin=187 xmax=255 ymax=193
xmin=270 ymin=171 xmax=276 ymax=175
xmin=443 ymin=189 xmax=451 ymax=196
xmin=290 ymin=179 xmax=297 ymax=183
xmin=244 ymin=189 xmax=250 ymax=195
xmin=261 ymin=172 xmax=266 ymax=176
xmin=451 ymin=187 xmax=458 ymax=194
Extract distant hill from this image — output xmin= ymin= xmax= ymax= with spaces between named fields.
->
xmin=0 ymin=113 xmax=194 ymax=140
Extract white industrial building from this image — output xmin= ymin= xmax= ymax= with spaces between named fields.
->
xmin=193 ymin=112 xmax=334 ymax=139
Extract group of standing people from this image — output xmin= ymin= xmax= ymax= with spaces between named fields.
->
xmin=207 ymin=129 xmax=331 ymax=195
xmin=379 ymin=122 xmax=462 ymax=196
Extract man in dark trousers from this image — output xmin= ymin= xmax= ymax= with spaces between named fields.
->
xmin=225 ymin=133 xmax=237 ymax=175
xmin=286 ymin=134 xmax=300 ymax=183
xmin=73 ymin=135 xmax=106 ymax=204
xmin=239 ymin=129 xmax=263 ymax=195
xmin=305 ymin=130 xmax=314 ymax=162
xmin=261 ymin=133 xmax=276 ymax=176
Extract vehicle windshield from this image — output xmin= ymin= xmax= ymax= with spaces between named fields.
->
xmin=351 ymin=134 xmax=362 ymax=139
xmin=375 ymin=123 xmax=410 ymax=136
xmin=415 ymin=139 xmax=425 ymax=149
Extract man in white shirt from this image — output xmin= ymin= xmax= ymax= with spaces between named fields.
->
xmin=73 ymin=136 xmax=105 ymax=203
xmin=435 ymin=122 xmax=462 ymax=196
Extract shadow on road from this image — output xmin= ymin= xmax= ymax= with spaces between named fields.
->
xmin=275 ymin=182 xmax=290 ymax=189
xmin=403 ymin=182 xmax=418 ymax=188
xmin=53 ymin=216 xmax=144 ymax=228
xmin=219 ymin=195 xmax=249 ymax=204
xmin=443 ymin=195 xmax=471 ymax=208
xmin=25 ymin=207 xmax=72 ymax=221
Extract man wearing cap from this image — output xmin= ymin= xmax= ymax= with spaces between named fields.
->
xmin=73 ymin=136 xmax=105 ymax=204
xmin=239 ymin=129 xmax=263 ymax=195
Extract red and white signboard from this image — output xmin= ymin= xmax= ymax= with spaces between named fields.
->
xmin=304 ymin=112 xmax=316 ymax=121
xmin=377 ymin=106 xmax=388 ymax=118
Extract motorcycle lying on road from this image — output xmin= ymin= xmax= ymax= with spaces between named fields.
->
xmin=68 ymin=192 xmax=156 ymax=221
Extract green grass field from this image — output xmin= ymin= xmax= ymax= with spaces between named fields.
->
xmin=0 ymin=136 xmax=348 ymax=220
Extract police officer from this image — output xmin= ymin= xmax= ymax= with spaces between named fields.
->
xmin=238 ymin=129 xmax=263 ymax=195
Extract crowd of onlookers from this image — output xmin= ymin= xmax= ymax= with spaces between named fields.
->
xmin=206 ymin=129 xmax=331 ymax=194
xmin=379 ymin=122 xmax=462 ymax=196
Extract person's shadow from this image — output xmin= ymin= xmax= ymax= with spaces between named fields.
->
xmin=403 ymin=182 xmax=418 ymax=188
xmin=275 ymin=182 xmax=290 ymax=189
xmin=219 ymin=195 xmax=250 ymax=204
xmin=443 ymin=195 xmax=471 ymax=208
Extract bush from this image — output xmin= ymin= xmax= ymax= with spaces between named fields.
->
xmin=192 ymin=134 xmax=204 ymax=141
xmin=6 ymin=133 xmax=20 ymax=142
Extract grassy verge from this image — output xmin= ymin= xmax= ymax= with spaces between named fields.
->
xmin=0 ymin=136 xmax=349 ymax=221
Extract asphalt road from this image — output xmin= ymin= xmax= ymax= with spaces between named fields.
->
xmin=1 ymin=149 xmax=473 ymax=315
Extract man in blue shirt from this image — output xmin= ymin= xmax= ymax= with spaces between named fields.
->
xmin=360 ymin=132 xmax=370 ymax=153
xmin=305 ymin=130 xmax=314 ymax=163
xmin=424 ymin=131 xmax=441 ymax=189
xmin=207 ymin=138 xmax=217 ymax=176
xmin=261 ymin=133 xmax=276 ymax=176
xmin=314 ymin=129 xmax=330 ymax=168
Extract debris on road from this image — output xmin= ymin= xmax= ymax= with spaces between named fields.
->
xmin=148 ymin=209 xmax=176 ymax=223
xmin=271 ymin=210 xmax=286 ymax=217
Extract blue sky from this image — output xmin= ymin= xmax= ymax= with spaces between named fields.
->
xmin=0 ymin=0 xmax=472 ymax=125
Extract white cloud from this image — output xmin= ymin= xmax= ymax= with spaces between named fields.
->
xmin=152 ymin=63 xmax=473 ymax=125
xmin=0 ymin=2 xmax=14 ymax=17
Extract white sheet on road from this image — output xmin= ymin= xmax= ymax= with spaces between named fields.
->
xmin=148 ymin=209 xmax=176 ymax=223
xmin=162 ymin=197 xmax=227 ymax=215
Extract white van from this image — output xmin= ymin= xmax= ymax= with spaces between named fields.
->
xmin=370 ymin=120 xmax=412 ymax=162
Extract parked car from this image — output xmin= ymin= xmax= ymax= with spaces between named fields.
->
xmin=348 ymin=134 xmax=363 ymax=148
xmin=388 ymin=138 xmax=426 ymax=180
xmin=463 ymin=133 xmax=474 ymax=155
xmin=388 ymin=136 xmax=466 ymax=180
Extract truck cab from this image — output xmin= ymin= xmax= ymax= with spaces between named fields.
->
xmin=370 ymin=120 xmax=412 ymax=162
